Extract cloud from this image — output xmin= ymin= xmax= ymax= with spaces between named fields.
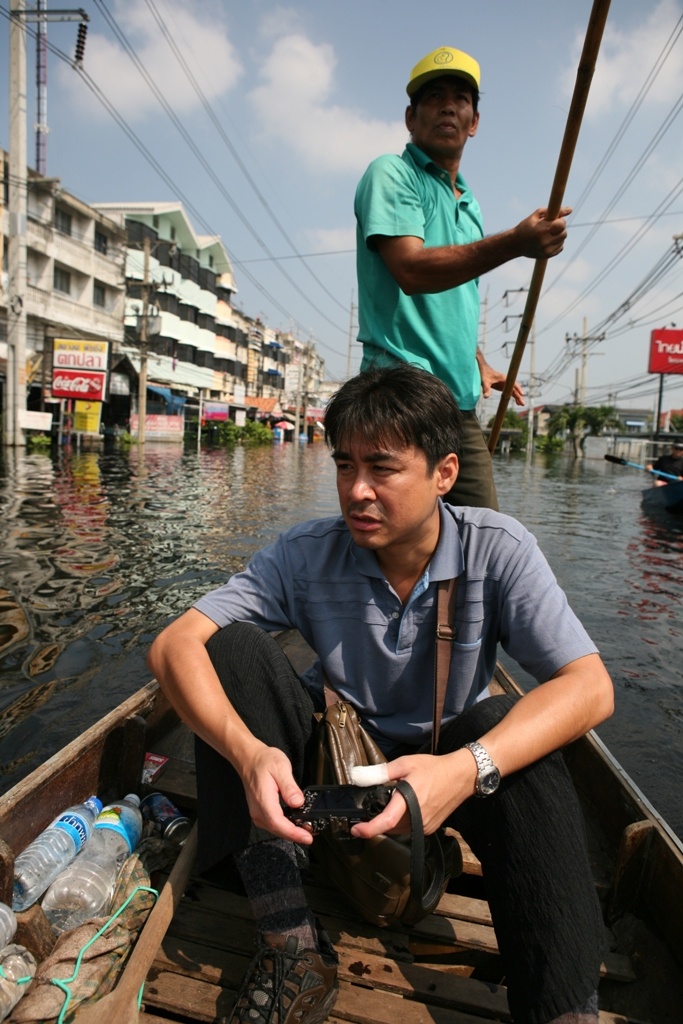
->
xmin=565 ymin=0 xmax=683 ymax=117
xmin=305 ymin=227 xmax=356 ymax=253
xmin=56 ymin=0 xmax=242 ymax=121
xmin=248 ymin=34 xmax=405 ymax=173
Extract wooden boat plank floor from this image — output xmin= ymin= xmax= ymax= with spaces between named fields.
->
xmin=135 ymin=846 xmax=652 ymax=1024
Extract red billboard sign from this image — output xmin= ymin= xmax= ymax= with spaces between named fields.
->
xmin=52 ymin=370 xmax=108 ymax=400
xmin=52 ymin=339 xmax=110 ymax=400
xmin=649 ymin=329 xmax=683 ymax=374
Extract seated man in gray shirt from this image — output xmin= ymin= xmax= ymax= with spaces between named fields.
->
xmin=148 ymin=364 xmax=614 ymax=1024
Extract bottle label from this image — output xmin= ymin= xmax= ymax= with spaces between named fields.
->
xmin=95 ymin=806 xmax=141 ymax=852
xmin=53 ymin=813 xmax=90 ymax=850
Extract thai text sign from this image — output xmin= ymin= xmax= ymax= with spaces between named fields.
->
xmin=52 ymin=339 xmax=110 ymax=400
xmin=649 ymin=329 xmax=683 ymax=375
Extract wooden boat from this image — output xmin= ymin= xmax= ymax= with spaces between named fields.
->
xmin=641 ymin=481 xmax=683 ymax=515
xmin=2 ymin=650 xmax=683 ymax=1024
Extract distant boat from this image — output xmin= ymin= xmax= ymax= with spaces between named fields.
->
xmin=641 ymin=481 xmax=683 ymax=515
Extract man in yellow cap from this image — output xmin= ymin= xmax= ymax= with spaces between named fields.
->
xmin=355 ymin=46 xmax=571 ymax=509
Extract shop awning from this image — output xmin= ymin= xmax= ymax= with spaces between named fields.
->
xmin=147 ymin=384 xmax=187 ymax=413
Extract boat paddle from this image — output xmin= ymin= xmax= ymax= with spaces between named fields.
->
xmin=604 ymin=453 xmax=681 ymax=483
xmin=488 ymin=0 xmax=612 ymax=453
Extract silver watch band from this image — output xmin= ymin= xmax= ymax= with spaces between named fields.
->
xmin=464 ymin=741 xmax=500 ymax=797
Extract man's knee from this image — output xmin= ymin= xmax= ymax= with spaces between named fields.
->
xmin=205 ymin=620 xmax=268 ymax=665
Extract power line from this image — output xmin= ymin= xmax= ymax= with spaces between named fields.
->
xmin=141 ymin=0 xmax=349 ymax=316
xmin=90 ymin=0 xmax=347 ymax=341
xmin=0 ymin=4 xmax=349 ymax=361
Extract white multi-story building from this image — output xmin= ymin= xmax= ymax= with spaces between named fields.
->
xmin=1 ymin=166 xmax=328 ymax=437
xmin=93 ymin=202 xmax=237 ymax=414
xmin=0 ymin=149 xmax=126 ymax=407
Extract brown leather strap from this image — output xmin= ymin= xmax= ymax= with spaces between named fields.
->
xmin=432 ymin=577 xmax=458 ymax=754
xmin=323 ymin=575 xmax=458 ymax=753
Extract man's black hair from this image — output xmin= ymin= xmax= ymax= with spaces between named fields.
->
xmin=324 ymin=363 xmax=463 ymax=471
xmin=409 ymin=74 xmax=479 ymax=115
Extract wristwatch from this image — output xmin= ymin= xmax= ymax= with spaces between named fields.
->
xmin=464 ymin=741 xmax=501 ymax=797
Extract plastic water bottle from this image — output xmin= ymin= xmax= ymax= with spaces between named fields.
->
xmin=0 ymin=944 xmax=37 ymax=1021
xmin=12 ymin=796 xmax=102 ymax=912
xmin=41 ymin=794 xmax=142 ymax=934
xmin=0 ymin=903 xmax=17 ymax=949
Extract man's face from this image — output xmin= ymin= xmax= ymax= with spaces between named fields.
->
xmin=405 ymin=76 xmax=479 ymax=164
xmin=332 ymin=438 xmax=457 ymax=562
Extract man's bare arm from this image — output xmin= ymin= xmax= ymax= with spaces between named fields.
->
xmin=147 ymin=610 xmax=312 ymax=842
xmin=375 ymin=207 xmax=571 ymax=295
xmin=354 ymin=652 xmax=614 ymax=839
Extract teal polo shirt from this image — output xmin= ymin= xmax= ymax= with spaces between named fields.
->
xmin=355 ymin=143 xmax=484 ymax=410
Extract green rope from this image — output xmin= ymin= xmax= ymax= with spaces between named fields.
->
xmin=0 ymin=963 xmax=34 ymax=985
xmin=49 ymin=884 xmax=158 ymax=1024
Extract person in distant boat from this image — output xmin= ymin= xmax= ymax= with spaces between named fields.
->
xmin=646 ymin=440 xmax=683 ymax=486
xmin=355 ymin=46 xmax=571 ymax=509
xmin=148 ymin=364 xmax=614 ymax=1024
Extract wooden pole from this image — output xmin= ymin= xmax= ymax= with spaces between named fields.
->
xmin=488 ymin=0 xmax=612 ymax=453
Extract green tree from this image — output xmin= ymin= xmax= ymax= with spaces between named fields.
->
xmin=216 ymin=418 xmax=273 ymax=447
xmin=670 ymin=412 xmax=683 ymax=432
xmin=545 ymin=405 xmax=620 ymax=458
xmin=486 ymin=408 xmax=528 ymax=451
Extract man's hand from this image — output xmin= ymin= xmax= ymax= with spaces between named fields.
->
xmin=238 ymin=742 xmax=316 ymax=846
xmin=476 ymin=350 xmax=525 ymax=406
xmin=514 ymin=206 xmax=572 ymax=260
xmin=349 ymin=750 xmax=477 ymax=840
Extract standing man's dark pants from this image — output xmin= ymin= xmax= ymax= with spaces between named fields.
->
xmin=443 ymin=411 xmax=499 ymax=510
xmin=196 ymin=623 xmax=604 ymax=1024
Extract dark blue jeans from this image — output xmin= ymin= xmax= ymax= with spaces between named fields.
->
xmin=195 ymin=622 xmax=604 ymax=1024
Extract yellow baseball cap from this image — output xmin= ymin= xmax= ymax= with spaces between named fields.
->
xmin=406 ymin=46 xmax=480 ymax=97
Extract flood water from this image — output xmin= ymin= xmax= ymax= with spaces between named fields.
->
xmin=1 ymin=439 xmax=682 ymax=841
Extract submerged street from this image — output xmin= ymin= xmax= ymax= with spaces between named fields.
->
xmin=0 ymin=440 xmax=681 ymax=841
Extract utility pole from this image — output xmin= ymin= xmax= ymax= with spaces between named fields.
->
xmin=137 ymin=235 xmax=151 ymax=445
xmin=294 ymin=344 xmax=303 ymax=439
xmin=35 ymin=0 xmax=48 ymax=175
xmin=565 ymin=319 xmax=604 ymax=408
xmin=6 ymin=0 xmax=28 ymax=448
xmin=580 ymin=316 xmax=588 ymax=406
xmin=346 ymin=294 xmax=355 ymax=380
xmin=4 ymin=4 xmax=88 ymax=447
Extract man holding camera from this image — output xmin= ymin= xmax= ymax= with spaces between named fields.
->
xmin=148 ymin=364 xmax=613 ymax=1024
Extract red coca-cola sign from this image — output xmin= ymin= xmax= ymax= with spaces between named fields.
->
xmin=52 ymin=370 xmax=107 ymax=401
xmin=649 ymin=329 xmax=683 ymax=375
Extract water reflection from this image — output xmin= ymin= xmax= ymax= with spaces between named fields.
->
xmin=0 ymin=442 xmax=339 ymax=789
xmin=0 ymin=444 xmax=682 ymax=841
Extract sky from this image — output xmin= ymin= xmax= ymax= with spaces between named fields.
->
xmin=2 ymin=0 xmax=683 ymax=419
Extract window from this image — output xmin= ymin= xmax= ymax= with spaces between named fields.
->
xmin=54 ymin=266 xmax=71 ymax=294
xmin=94 ymin=230 xmax=108 ymax=255
xmin=93 ymin=281 xmax=106 ymax=308
xmin=55 ymin=208 xmax=72 ymax=236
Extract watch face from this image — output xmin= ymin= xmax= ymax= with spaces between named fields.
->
xmin=479 ymin=769 xmax=501 ymax=796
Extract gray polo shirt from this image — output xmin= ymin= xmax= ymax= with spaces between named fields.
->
xmin=194 ymin=503 xmax=596 ymax=752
